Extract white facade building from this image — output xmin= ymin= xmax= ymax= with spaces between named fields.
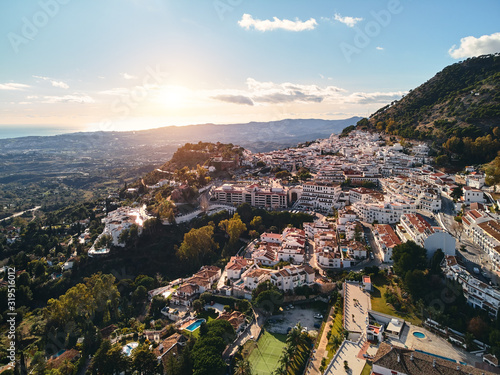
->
xmin=397 ymin=213 xmax=456 ymax=258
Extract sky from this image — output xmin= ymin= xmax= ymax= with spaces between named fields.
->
xmin=0 ymin=0 xmax=499 ymax=135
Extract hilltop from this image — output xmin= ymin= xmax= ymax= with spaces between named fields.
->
xmin=358 ymin=54 xmax=500 ymax=164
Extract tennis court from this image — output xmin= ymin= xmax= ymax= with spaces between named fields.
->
xmin=247 ymin=330 xmax=287 ymax=375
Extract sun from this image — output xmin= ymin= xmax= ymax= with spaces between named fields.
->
xmin=156 ymin=85 xmax=190 ymax=109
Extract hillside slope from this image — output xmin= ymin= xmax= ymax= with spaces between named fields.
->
xmin=359 ymin=53 xmax=500 ymax=163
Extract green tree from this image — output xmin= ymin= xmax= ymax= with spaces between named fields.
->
xmin=192 ymin=299 xmax=204 ymax=314
xmin=250 ymin=216 xmax=263 ymax=229
xmin=254 ymin=290 xmax=283 ymax=314
xmin=391 ymin=241 xmax=427 ymax=278
xmin=275 ymin=170 xmax=291 ymax=180
xmin=132 ymin=285 xmax=148 ymax=306
xmin=430 ymin=249 xmax=445 ymax=274
xmin=404 ymin=269 xmax=429 ymax=300
xmin=176 ymin=225 xmax=219 ymax=269
xmin=150 ymin=295 xmax=168 ymax=319
xmin=219 ymin=213 xmax=247 ymax=244
xmin=90 ymin=340 xmax=113 ymax=375
xmin=486 ymin=153 xmax=500 ymax=192
xmin=234 ymin=359 xmax=252 ymax=375
xmin=132 ymin=345 xmax=158 ymax=375
xmin=435 ymin=154 xmax=449 ymax=166
xmin=450 ymin=186 xmax=463 ymax=200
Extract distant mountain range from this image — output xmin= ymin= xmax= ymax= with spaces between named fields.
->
xmin=0 ymin=117 xmax=362 ymax=154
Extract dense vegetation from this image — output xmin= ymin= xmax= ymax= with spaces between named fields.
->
xmin=159 ymin=141 xmax=244 ymax=172
xmin=357 ymin=53 xmax=500 ymax=164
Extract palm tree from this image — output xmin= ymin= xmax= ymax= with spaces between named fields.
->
xmin=286 ymin=326 xmax=301 ymax=347
xmin=279 ymin=351 xmax=290 ymax=372
xmin=285 ymin=345 xmax=296 ymax=363
xmin=234 ymin=359 xmax=252 ymax=375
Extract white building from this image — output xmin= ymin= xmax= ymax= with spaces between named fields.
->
xmin=373 ymin=224 xmax=401 ymax=262
xmin=397 ymin=213 xmax=456 ymax=258
xmin=297 ymin=181 xmax=344 ymax=212
xmin=89 ymin=205 xmax=152 ymax=256
xmin=442 ymin=256 xmax=500 ymax=318
xmin=353 ymin=201 xmax=416 ymax=224
xmin=463 ymin=186 xmax=485 ymax=204
xmin=225 ymin=256 xmax=252 ymax=280
xmin=270 ymin=265 xmax=315 ymax=292
xmin=466 ymin=172 xmax=486 ymax=189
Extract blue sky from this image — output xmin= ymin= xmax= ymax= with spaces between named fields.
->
xmin=0 ymin=0 xmax=499 ymax=134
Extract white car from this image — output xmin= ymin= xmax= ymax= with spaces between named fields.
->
xmin=314 ymin=314 xmax=323 ymax=319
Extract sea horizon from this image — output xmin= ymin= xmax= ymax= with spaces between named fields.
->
xmin=0 ymin=126 xmax=84 ymax=140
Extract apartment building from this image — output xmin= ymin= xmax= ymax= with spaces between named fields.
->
xmin=297 ymin=181 xmax=344 ymax=212
xmin=213 ymin=183 xmax=288 ymax=208
xmin=353 ymin=201 xmax=416 ymax=224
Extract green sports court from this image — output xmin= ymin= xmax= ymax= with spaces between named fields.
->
xmin=247 ymin=330 xmax=287 ymax=375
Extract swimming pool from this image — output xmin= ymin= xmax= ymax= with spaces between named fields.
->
xmin=122 ymin=342 xmax=138 ymax=357
xmin=185 ymin=319 xmax=206 ymax=332
xmin=413 ymin=331 xmax=426 ymax=339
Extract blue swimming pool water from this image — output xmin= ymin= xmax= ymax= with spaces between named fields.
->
xmin=122 ymin=342 xmax=138 ymax=357
xmin=185 ymin=319 xmax=206 ymax=332
xmin=413 ymin=331 xmax=426 ymax=339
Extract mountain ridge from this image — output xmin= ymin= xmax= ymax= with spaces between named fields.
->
xmin=0 ymin=117 xmax=362 ymax=153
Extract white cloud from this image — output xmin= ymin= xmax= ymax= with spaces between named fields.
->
xmin=212 ymin=95 xmax=254 ymax=106
xmin=99 ymin=87 xmax=131 ymax=96
xmin=33 ymin=75 xmax=69 ymax=89
xmin=449 ymin=32 xmax=500 ymax=59
xmin=0 ymin=83 xmax=30 ymax=91
xmin=238 ymin=13 xmax=317 ymax=32
xmin=121 ymin=73 xmax=138 ymax=80
xmin=209 ymin=78 xmax=404 ymax=107
xmin=52 ymin=81 xmax=69 ymax=89
xmin=42 ymin=94 xmax=95 ymax=104
xmin=334 ymin=13 xmax=363 ymax=27
xmin=376 ymin=46 xmax=384 ymax=51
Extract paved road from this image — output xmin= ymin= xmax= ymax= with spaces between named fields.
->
xmin=306 ymin=304 xmax=337 ymax=375
xmin=438 ymin=196 xmax=497 ymax=284
xmin=0 ymin=206 xmax=41 ymax=222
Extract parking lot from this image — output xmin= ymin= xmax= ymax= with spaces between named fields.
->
xmin=266 ymin=302 xmax=328 ymax=335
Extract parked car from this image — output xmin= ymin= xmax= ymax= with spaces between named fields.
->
xmin=314 ymin=314 xmax=323 ymax=319
xmin=474 ymin=267 xmax=480 ymax=274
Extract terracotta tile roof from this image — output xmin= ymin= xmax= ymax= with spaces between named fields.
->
xmin=478 ymin=220 xmax=500 ymax=242
xmin=373 ymin=342 xmax=496 ymax=375
xmin=47 ymin=349 xmax=80 ymax=369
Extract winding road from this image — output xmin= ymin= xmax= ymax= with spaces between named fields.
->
xmin=0 ymin=206 xmax=41 ymax=222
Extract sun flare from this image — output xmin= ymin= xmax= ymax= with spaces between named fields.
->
xmin=156 ymin=86 xmax=190 ymax=109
